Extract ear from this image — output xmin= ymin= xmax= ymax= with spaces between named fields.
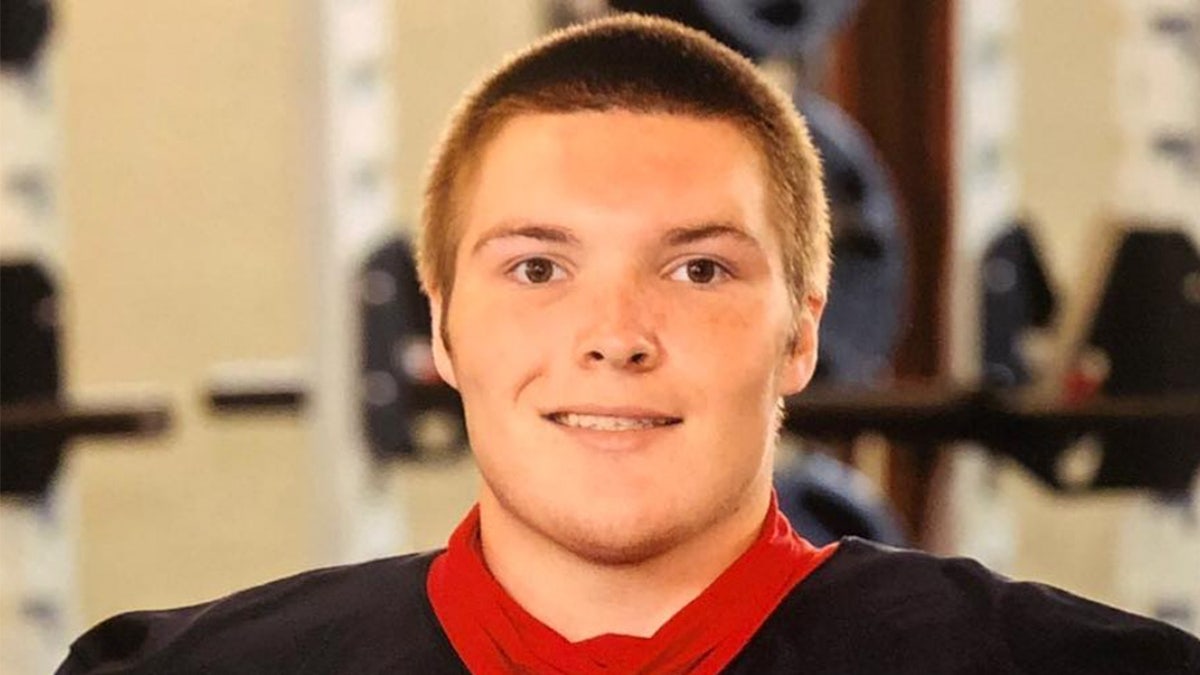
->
xmin=778 ymin=293 xmax=825 ymax=396
xmin=429 ymin=292 xmax=458 ymax=390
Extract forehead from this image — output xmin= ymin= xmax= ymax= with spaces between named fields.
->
xmin=459 ymin=110 xmax=773 ymax=244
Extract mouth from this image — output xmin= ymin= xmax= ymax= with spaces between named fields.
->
xmin=544 ymin=411 xmax=683 ymax=432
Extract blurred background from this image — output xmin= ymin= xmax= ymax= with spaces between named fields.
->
xmin=1 ymin=0 xmax=1197 ymax=671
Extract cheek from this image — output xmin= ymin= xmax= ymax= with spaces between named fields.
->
xmin=670 ymin=297 xmax=791 ymax=403
xmin=681 ymin=292 xmax=788 ymax=357
xmin=446 ymin=286 xmax=566 ymax=393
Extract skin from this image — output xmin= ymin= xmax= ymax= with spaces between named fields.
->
xmin=429 ymin=110 xmax=823 ymax=640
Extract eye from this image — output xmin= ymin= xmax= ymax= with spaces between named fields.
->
xmin=509 ymin=257 xmax=566 ymax=284
xmin=669 ymin=258 xmax=731 ymax=285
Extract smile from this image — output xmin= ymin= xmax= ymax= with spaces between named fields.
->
xmin=546 ymin=412 xmax=682 ymax=431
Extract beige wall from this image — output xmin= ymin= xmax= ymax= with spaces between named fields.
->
xmin=1001 ymin=0 xmax=1130 ymax=606
xmin=1000 ymin=0 xmax=1198 ymax=617
xmin=57 ymin=0 xmax=540 ymax=630
xmin=60 ymin=0 xmax=315 ymax=623
xmin=1016 ymin=1 xmax=1124 ymax=288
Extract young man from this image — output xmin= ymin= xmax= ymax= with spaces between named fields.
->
xmin=60 ymin=14 xmax=1200 ymax=675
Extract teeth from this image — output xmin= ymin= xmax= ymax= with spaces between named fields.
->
xmin=553 ymin=413 xmax=676 ymax=431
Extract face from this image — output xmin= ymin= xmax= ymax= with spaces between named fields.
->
xmin=431 ymin=111 xmax=821 ymax=564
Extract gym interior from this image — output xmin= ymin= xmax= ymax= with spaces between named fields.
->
xmin=2 ymin=0 xmax=1197 ymax=672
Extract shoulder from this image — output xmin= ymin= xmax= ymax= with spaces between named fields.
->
xmin=57 ymin=551 xmax=468 ymax=675
xmin=728 ymin=538 xmax=1200 ymax=675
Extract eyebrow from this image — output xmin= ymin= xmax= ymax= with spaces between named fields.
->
xmin=470 ymin=223 xmax=581 ymax=256
xmin=469 ymin=220 xmax=761 ymax=256
xmin=662 ymin=222 xmax=761 ymax=250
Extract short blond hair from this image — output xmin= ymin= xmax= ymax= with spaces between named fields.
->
xmin=418 ymin=14 xmax=829 ymax=324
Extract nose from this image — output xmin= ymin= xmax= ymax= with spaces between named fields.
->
xmin=576 ymin=281 xmax=662 ymax=372
xmin=582 ymin=337 xmax=659 ymax=370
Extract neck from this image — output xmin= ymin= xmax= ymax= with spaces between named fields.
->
xmin=477 ymin=480 xmax=773 ymax=642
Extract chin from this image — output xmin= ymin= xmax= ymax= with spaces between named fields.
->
xmin=488 ymin=476 xmax=691 ymax=565
xmin=549 ymin=512 xmax=692 ymax=567
xmin=539 ymin=487 xmax=742 ymax=566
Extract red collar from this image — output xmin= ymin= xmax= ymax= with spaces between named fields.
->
xmin=427 ymin=494 xmax=837 ymax=674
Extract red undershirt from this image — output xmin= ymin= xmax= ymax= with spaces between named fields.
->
xmin=427 ymin=495 xmax=838 ymax=674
